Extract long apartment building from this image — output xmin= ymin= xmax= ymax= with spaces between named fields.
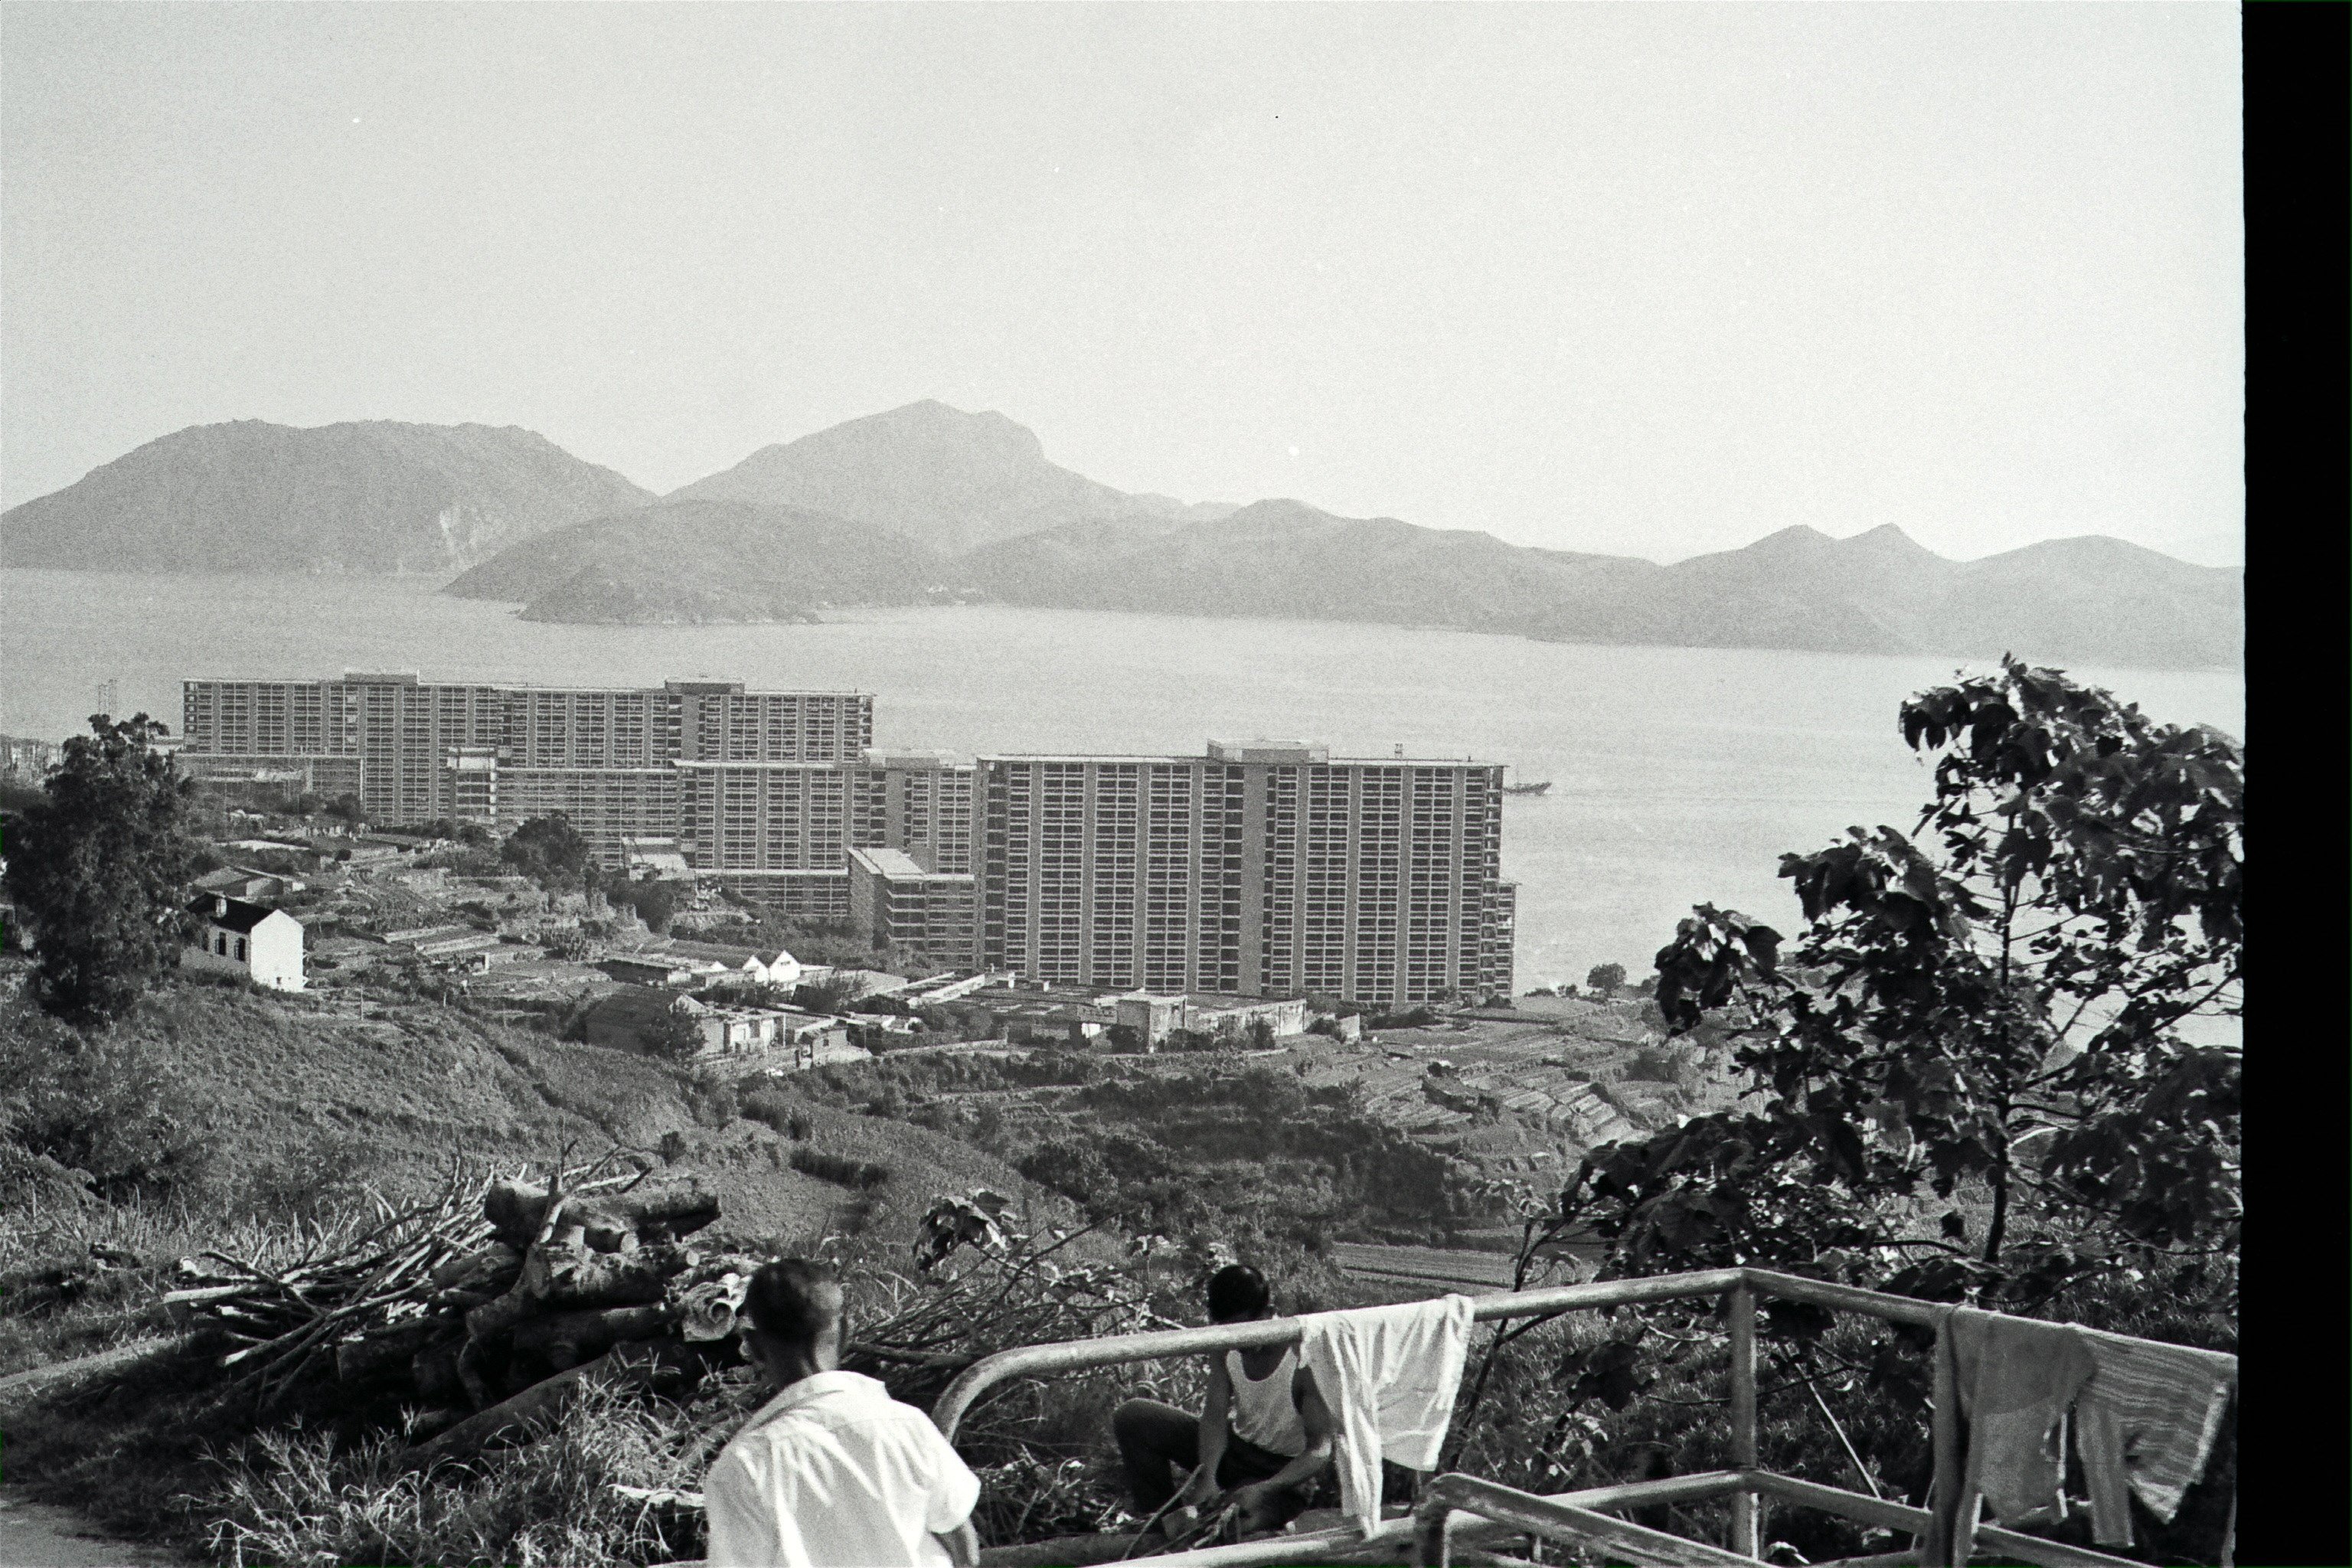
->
xmin=980 ymin=740 xmax=1514 ymax=1006
xmin=179 ymin=673 xmax=878 ymax=913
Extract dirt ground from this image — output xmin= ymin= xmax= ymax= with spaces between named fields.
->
xmin=0 ymin=1490 xmax=197 ymax=1568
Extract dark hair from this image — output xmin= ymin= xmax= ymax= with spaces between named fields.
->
xmin=744 ymin=1258 xmax=844 ymax=1346
xmin=1207 ymin=1263 xmax=1270 ymax=1323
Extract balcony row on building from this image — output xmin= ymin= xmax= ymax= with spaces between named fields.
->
xmin=176 ymin=675 xmax=1514 ymax=1007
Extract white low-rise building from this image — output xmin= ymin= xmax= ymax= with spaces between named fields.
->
xmin=184 ymin=893 xmax=305 ymax=991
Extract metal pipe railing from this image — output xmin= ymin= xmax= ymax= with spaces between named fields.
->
xmin=1726 ymin=1279 xmax=1760 ymax=1559
xmin=930 ymin=1265 xmax=2225 ymax=1568
xmin=932 ymin=1267 xmax=1753 ymax=1439
xmin=1414 ymin=1470 xmax=2151 ymax=1568
xmin=1415 ymin=1472 xmax=1766 ymax=1566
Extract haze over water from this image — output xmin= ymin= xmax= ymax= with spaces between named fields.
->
xmin=2 ymin=570 xmax=2243 ymax=991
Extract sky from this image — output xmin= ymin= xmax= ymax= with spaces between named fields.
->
xmin=1 ymin=3 xmax=2243 ymax=567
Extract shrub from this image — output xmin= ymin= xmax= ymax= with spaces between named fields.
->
xmin=789 ymin=1147 xmax=890 ymax=1191
xmin=740 ymin=1089 xmax=815 ymax=1142
xmin=0 ymin=1007 xmax=211 ymax=1200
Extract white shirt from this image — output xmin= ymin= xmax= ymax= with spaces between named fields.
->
xmin=704 ymin=1370 xmax=980 ymax=1568
xmin=1298 ymin=1295 xmax=1476 ymax=1537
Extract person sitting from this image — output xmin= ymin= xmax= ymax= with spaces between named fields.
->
xmin=1111 ymin=1263 xmax=1337 ymax=1540
xmin=704 ymin=1259 xmax=981 ymax=1568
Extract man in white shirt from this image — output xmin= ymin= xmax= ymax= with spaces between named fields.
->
xmin=704 ymin=1259 xmax=982 ymax=1568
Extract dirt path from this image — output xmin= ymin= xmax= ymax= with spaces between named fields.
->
xmin=0 ymin=1491 xmax=195 ymax=1567
xmin=0 ymin=1339 xmax=201 ymax=1568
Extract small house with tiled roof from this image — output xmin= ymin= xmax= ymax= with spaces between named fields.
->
xmin=185 ymin=892 xmax=305 ymax=991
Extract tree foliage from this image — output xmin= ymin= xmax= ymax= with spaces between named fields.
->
xmin=639 ymin=1004 xmax=709 ymax=1062
xmin=500 ymin=814 xmax=594 ymax=890
xmin=0 ymin=1004 xmax=213 ymax=1198
xmin=1586 ymin=962 xmax=1628 ymax=997
xmin=2 ymin=714 xmax=204 ymax=1024
xmin=605 ymin=877 xmax=681 ymax=933
xmin=1562 ymin=658 xmax=2242 ymax=1312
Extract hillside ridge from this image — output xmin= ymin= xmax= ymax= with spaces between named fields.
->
xmin=2 ymin=419 xmax=653 ymax=575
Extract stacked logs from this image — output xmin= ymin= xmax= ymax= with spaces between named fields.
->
xmin=171 ymin=1161 xmax=763 ymax=1465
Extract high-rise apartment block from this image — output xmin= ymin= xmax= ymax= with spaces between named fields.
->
xmin=980 ymin=740 xmax=1513 ymax=1005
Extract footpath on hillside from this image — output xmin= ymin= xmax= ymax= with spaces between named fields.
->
xmin=0 ymin=1490 xmax=196 ymax=1568
xmin=0 ymin=1342 xmax=202 ymax=1568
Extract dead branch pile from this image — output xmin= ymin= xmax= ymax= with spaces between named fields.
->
xmin=168 ymin=1155 xmax=757 ymax=1465
xmin=843 ymin=1191 xmax=1181 ymax=1419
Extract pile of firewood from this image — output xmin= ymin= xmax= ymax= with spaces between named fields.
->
xmin=170 ymin=1157 xmax=761 ymax=1465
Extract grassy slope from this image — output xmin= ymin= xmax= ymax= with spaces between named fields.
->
xmin=142 ymin=981 xmax=1046 ymax=1229
xmin=2 ymin=980 xmax=1065 ymax=1373
xmin=0 ymin=980 xmax=1089 ymax=1556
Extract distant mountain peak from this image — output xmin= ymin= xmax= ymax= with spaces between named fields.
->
xmin=1744 ymin=524 xmax=1838 ymax=554
xmin=669 ymin=402 xmax=1183 ymax=554
xmin=1838 ymin=523 xmax=1944 ymax=562
xmin=847 ymin=400 xmax=1046 ymax=455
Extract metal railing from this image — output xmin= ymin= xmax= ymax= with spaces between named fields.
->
xmin=933 ymin=1265 xmax=2232 ymax=1568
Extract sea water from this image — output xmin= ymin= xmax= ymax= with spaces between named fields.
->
xmin=1 ymin=570 xmax=2243 ymax=991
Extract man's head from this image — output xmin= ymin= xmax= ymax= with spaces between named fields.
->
xmin=1206 ymin=1263 xmax=1272 ymax=1324
xmin=742 ymin=1258 xmax=844 ymax=1388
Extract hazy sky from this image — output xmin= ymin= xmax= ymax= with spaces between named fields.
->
xmin=2 ymin=3 xmax=2243 ymax=566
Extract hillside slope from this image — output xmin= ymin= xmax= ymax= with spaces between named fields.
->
xmin=1 ymin=420 xmax=653 ymax=575
xmin=443 ymin=496 xmax=953 ymax=622
xmin=28 ymin=982 xmax=1056 ymax=1250
xmin=668 ymin=400 xmax=1223 ymax=554
xmin=1521 ymin=524 xmax=2243 ymax=666
xmin=959 ymin=498 xmax=1662 ymax=632
xmin=966 ymin=508 xmax=2243 ymax=668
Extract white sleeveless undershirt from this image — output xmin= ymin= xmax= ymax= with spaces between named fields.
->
xmin=1224 ymin=1346 xmax=1308 ymax=1456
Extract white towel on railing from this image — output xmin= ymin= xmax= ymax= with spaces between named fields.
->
xmin=1298 ymin=1293 xmax=1477 ymax=1537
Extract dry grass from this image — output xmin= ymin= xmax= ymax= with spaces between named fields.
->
xmin=198 ymin=1380 xmax=716 ymax=1568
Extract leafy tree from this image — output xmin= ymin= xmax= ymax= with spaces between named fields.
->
xmin=1245 ymin=1018 xmax=1277 ymax=1050
xmin=794 ymin=972 xmax=870 ymax=1016
xmin=1586 ymin=962 xmax=1628 ymax=997
xmin=641 ymin=1003 xmax=710 ymax=1061
xmin=324 ymin=793 xmax=366 ymax=825
xmin=606 ymin=877 xmax=681 ymax=933
xmin=1559 ymin=658 xmax=2242 ymax=1312
xmin=2 ymin=715 xmax=203 ymax=1024
xmin=501 ymin=814 xmax=593 ymax=890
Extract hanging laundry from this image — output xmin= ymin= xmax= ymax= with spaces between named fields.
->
xmin=2074 ymin=1331 xmax=2237 ymax=1548
xmin=1926 ymin=1305 xmax=2096 ymax=1559
xmin=1296 ymin=1293 xmax=1477 ymax=1537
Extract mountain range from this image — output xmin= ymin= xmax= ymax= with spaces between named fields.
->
xmin=4 ymin=403 xmax=2242 ymax=668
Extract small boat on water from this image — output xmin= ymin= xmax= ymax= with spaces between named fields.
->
xmin=1504 ymin=777 xmax=1551 ymax=796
